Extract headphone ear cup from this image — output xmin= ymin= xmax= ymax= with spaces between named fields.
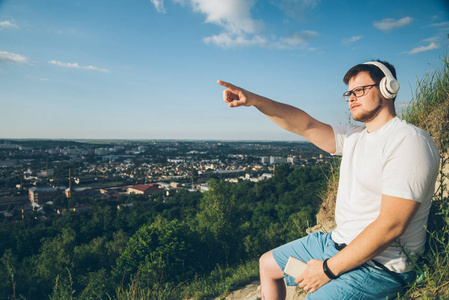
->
xmin=379 ymin=77 xmax=393 ymax=99
xmin=363 ymin=61 xmax=400 ymax=99
xmin=386 ymin=78 xmax=400 ymax=97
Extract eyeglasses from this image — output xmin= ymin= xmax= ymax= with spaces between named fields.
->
xmin=343 ymin=84 xmax=378 ymax=102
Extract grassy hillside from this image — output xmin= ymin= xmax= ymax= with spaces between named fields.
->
xmin=398 ymin=56 xmax=449 ymax=299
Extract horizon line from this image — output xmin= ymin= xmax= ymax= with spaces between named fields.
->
xmin=0 ymin=138 xmax=311 ymax=143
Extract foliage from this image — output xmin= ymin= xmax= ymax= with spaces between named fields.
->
xmin=398 ymin=55 xmax=449 ymax=299
xmin=181 ymin=259 xmax=260 ymax=300
xmin=0 ymin=161 xmax=329 ymax=299
xmin=114 ymin=216 xmax=200 ymax=287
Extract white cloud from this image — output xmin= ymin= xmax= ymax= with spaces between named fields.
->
xmin=48 ymin=60 xmax=109 ymax=72
xmin=152 ymin=0 xmax=262 ymax=35
xmin=342 ymin=35 xmax=362 ymax=45
xmin=427 ymin=21 xmax=449 ymax=28
xmin=0 ymin=51 xmax=29 ymax=64
xmin=187 ymin=0 xmax=269 ymax=48
xmin=153 ymin=0 xmax=319 ymax=49
xmin=203 ymin=32 xmax=266 ymax=48
xmin=150 ymin=0 xmax=166 ymax=13
xmin=373 ymin=17 xmax=413 ymax=31
xmin=191 ymin=0 xmax=263 ymax=35
xmin=406 ymin=42 xmax=439 ymax=55
xmin=422 ymin=36 xmax=440 ymax=43
xmin=0 ymin=20 xmax=18 ymax=30
xmin=203 ymin=30 xmax=319 ymax=49
xmin=152 ymin=0 xmax=264 ymax=48
xmin=279 ymin=30 xmax=319 ymax=47
xmin=189 ymin=0 xmax=320 ymax=49
xmin=25 ymin=75 xmax=51 ymax=82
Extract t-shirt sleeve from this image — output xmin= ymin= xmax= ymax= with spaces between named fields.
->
xmin=382 ymin=131 xmax=440 ymax=202
xmin=331 ymin=124 xmax=364 ymax=156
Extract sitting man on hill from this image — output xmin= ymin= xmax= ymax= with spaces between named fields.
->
xmin=218 ymin=60 xmax=440 ymax=299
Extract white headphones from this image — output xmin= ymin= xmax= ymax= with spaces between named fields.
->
xmin=363 ymin=61 xmax=400 ymax=99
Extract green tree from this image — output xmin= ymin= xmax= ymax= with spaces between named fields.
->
xmin=73 ymin=236 xmax=108 ymax=273
xmin=78 ymin=269 xmax=110 ymax=300
xmin=35 ymin=228 xmax=76 ymax=287
xmin=114 ymin=216 xmax=196 ymax=288
xmin=48 ymin=268 xmax=74 ymax=300
xmin=284 ymin=210 xmax=314 ymax=241
xmin=0 ymin=249 xmax=18 ymax=300
xmin=106 ymin=229 xmax=129 ymax=266
xmin=195 ymin=179 xmax=244 ymax=266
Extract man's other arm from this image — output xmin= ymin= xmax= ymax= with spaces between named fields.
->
xmin=327 ymin=195 xmax=420 ymax=274
xmin=218 ymin=80 xmax=336 ymax=154
xmin=295 ymin=195 xmax=420 ymax=293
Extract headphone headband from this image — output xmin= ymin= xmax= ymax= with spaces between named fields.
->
xmin=363 ymin=61 xmax=400 ymax=99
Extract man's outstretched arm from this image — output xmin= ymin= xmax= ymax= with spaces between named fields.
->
xmin=218 ymin=80 xmax=336 ymax=154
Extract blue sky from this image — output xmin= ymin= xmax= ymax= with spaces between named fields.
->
xmin=1 ymin=0 xmax=448 ymax=141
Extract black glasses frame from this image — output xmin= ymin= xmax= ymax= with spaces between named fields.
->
xmin=343 ymin=84 xmax=378 ymax=102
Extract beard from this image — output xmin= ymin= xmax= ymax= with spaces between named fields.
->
xmin=352 ymin=99 xmax=383 ymax=123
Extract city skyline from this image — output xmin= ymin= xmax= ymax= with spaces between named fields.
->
xmin=1 ymin=0 xmax=448 ymax=141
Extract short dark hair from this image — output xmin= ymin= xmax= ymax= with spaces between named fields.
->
xmin=343 ymin=60 xmax=397 ymax=85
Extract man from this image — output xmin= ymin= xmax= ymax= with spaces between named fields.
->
xmin=217 ymin=60 xmax=440 ymax=299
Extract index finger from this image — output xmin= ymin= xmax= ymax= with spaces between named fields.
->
xmin=217 ymin=80 xmax=233 ymax=89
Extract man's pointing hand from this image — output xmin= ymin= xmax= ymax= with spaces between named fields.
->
xmin=217 ymin=80 xmax=254 ymax=108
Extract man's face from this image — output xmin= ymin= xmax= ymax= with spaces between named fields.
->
xmin=347 ymin=72 xmax=384 ymax=123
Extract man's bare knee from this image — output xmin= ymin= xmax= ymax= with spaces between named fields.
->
xmin=260 ymin=251 xmax=284 ymax=279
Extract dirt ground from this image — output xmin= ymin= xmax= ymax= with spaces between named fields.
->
xmin=220 ymin=281 xmax=306 ymax=300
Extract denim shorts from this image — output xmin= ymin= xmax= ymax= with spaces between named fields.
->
xmin=272 ymin=232 xmax=416 ymax=300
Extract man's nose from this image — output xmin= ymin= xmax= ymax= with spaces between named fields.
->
xmin=348 ymin=92 xmax=357 ymax=102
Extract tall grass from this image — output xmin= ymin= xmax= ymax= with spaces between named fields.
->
xmin=399 ymin=55 xmax=449 ymax=299
xmin=181 ymin=259 xmax=259 ymax=299
xmin=401 ymin=55 xmax=449 ymax=154
xmin=111 ymin=259 xmax=259 ymax=300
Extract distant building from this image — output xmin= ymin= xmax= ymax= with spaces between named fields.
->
xmin=0 ymin=142 xmax=19 ymax=149
xmin=200 ymin=184 xmax=209 ymax=192
xmin=287 ymin=157 xmax=299 ymax=164
xmin=0 ymin=159 xmax=18 ymax=168
xmin=167 ymin=159 xmax=185 ymax=163
xmin=270 ymin=156 xmax=287 ymax=165
xmin=261 ymin=173 xmax=273 ymax=180
xmin=95 ymin=148 xmax=109 ymax=155
xmin=65 ymin=187 xmax=91 ymax=198
xmin=261 ymin=156 xmax=269 ymax=164
xmin=29 ymin=186 xmax=65 ymax=205
xmin=127 ymin=184 xmax=163 ymax=195
xmin=37 ymin=169 xmax=55 ymax=177
xmin=0 ymin=211 xmax=13 ymax=218
xmin=31 ymin=202 xmax=45 ymax=213
xmin=170 ymin=182 xmax=180 ymax=188
xmin=157 ymin=182 xmax=170 ymax=189
xmin=73 ymin=175 xmax=104 ymax=185
xmin=72 ymin=204 xmax=93 ymax=213
xmin=226 ymin=178 xmax=239 ymax=183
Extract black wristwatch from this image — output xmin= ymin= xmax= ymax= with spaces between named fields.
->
xmin=323 ymin=258 xmax=338 ymax=280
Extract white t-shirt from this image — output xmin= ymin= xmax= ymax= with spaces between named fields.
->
xmin=331 ymin=117 xmax=440 ymax=273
